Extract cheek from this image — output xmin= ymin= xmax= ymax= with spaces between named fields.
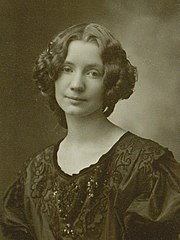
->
xmin=94 ymin=83 xmax=104 ymax=98
xmin=55 ymin=82 xmax=59 ymax=97
xmin=92 ymin=87 xmax=104 ymax=105
xmin=55 ymin=78 xmax=64 ymax=93
xmin=55 ymin=74 xmax=70 ymax=93
xmin=55 ymin=81 xmax=64 ymax=104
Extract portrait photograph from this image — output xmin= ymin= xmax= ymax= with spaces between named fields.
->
xmin=0 ymin=0 xmax=179 ymax=239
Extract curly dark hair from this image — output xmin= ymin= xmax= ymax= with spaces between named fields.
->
xmin=33 ymin=23 xmax=137 ymax=129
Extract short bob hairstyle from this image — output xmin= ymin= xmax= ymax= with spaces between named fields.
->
xmin=33 ymin=23 xmax=137 ymax=129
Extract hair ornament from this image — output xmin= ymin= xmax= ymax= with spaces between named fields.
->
xmin=46 ymin=41 xmax=53 ymax=55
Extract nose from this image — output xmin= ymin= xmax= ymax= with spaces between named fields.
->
xmin=70 ymin=71 xmax=85 ymax=92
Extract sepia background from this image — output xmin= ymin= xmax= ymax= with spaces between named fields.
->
xmin=0 ymin=0 xmax=179 ymax=238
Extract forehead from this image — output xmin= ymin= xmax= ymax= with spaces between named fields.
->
xmin=65 ymin=40 xmax=103 ymax=66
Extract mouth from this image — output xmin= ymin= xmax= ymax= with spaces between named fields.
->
xmin=65 ymin=96 xmax=86 ymax=102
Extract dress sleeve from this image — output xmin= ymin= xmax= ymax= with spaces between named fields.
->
xmin=124 ymin=150 xmax=180 ymax=240
xmin=0 ymin=162 xmax=33 ymax=240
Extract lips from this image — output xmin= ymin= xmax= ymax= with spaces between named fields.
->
xmin=65 ymin=96 xmax=86 ymax=101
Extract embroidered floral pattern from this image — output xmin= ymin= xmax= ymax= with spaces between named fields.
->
xmin=139 ymin=140 xmax=164 ymax=169
xmin=37 ymin=165 xmax=109 ymax=239
xmin=27 ymin=135 xmax=167 ymax=239
xmin=3 ymin=132 xmax=179 ymax=240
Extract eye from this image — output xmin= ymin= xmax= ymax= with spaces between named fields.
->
xmin=87 ymin=70 xmax=101 ymax=78
xmin=62 ymin=65 xmax=73 ymax=73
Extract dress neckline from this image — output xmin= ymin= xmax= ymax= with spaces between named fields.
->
xmin=53 ymin=131 xmax=131 ymax=179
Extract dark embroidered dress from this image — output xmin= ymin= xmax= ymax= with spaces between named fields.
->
xmin=1 ymin=132 xmax=180 ymax=239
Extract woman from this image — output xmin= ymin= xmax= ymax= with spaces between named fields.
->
xmin=1 ymin=23 xmax=180 ymax=240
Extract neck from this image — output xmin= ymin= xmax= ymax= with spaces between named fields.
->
xmin=65 ymin=111 xmax=114 ymax=144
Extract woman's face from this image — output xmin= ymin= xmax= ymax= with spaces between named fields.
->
xmin=55 ymin=40 xmax=105 ymax=118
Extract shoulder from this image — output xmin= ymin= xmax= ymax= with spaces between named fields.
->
xmin=30 ymin=144 xmax=56 ymax=164
xmin=112 ymin=131 xmax=170 ymax=174
xmin=113 ymin=132 xmax=180 ymax=196
xmin=129 ymin=132 xmax=166 ymax=161
xmin=121 ymin=131 xmax=166 ymax=154
xmin=17 ymin=141 xmax=60 ymax=185
xmin=24 ymin=144 xmax=56 ymax=170
xmin=124 ymin=132 xmax=168 ymax=156
xmin=115 ymin=131 xmax=166 ymax=158
xmin=25 ymin=143 xmax=59 ymax=172
xmin=20 ymin=142 xmax=60 ymax=199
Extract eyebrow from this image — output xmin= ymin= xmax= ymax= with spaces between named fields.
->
xmin=63 ymin=61 xmax=74 ymax=66
xmin=63 ymin=61 xmax=103 ymax=70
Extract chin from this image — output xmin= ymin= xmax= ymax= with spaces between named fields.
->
xmin=65 ymin=110 xmax=90 ymax=117
xmin=62 ymin=107 xmax=85 ymax=116
xmin=65 ymin=108 xmax=104 ymax=119
xmin=61 ymin=103 xmax=104 ymax=118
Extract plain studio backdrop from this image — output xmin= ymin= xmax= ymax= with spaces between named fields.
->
xmin=0 ymin=1 xmax=179 ymax=238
